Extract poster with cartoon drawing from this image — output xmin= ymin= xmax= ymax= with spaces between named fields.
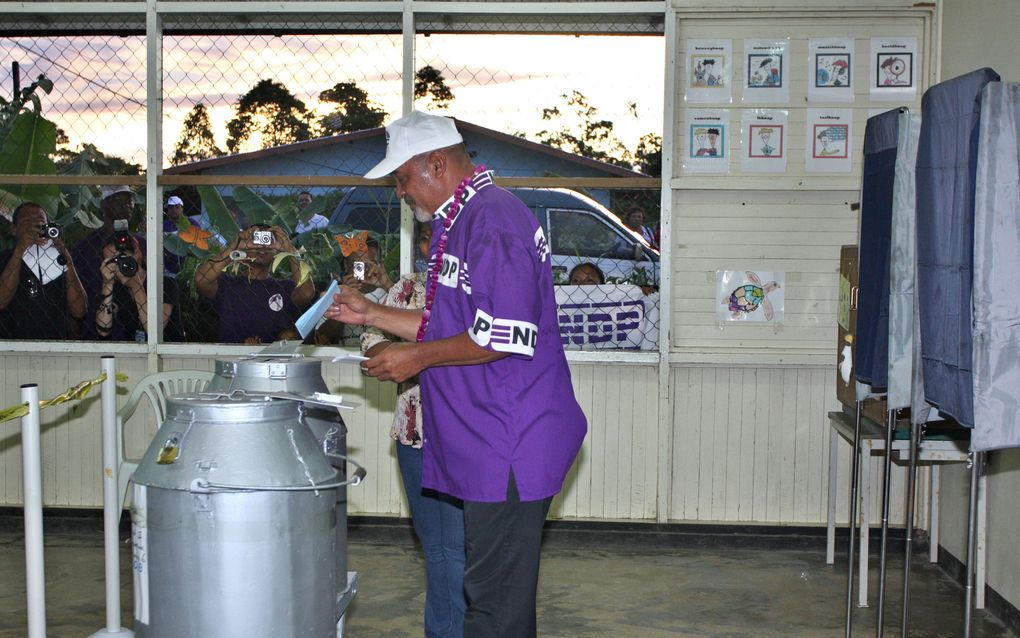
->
xmin=808 ymin=38 xmax=854 ymax=103
xmin=716 ymin=270 xmax=785 ymax=323
xmin=869 ymin=37 xmax=918 ymax=101
xmin=683 ymin=109 xmax=729 ymax=174
xmin=686 ymin=39 xmax=732 ymax=103
xmin=805 ymin=108 xmax=853 ymax=172
xmin=743 ymin=39 xmax=790 ymax=104
xmin=741 ymin=109 xmax=788 ymax=173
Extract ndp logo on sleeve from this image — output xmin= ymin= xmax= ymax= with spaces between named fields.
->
xmin=438 ymin=254 xmax=461 ymax=288
xmin=470 ymin=308 xmax=538 ymax=356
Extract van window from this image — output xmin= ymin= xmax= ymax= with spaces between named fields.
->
xmin=344 ymin=206 xmax=401 ymax=235
xmin=549 ymin=209 xmax=634 ymax=260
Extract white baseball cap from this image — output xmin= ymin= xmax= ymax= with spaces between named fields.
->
xmin=166 ymin=195 xmax=184 ymax=207
xmin=101 ymin=185 xmax=134 ymax=201
xmin=364 ymin=111 xmax=463 ymax=179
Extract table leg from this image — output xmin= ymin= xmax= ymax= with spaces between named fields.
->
xmin=828 ymin=426 xmax=839 ymax=565
xmin=929 ymin=464 xmax=940 ymax=564
xmin=859 ymin=440 xmax=872 ymax=608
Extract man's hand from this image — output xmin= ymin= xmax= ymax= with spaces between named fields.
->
xmin=324 ymin=285 xmax=373 ymax=325
xmin=361 ymin=341 xmax=424 ymax=383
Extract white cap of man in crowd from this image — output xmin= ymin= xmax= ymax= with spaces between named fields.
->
xmin=165 ymin=195 xmax=185 ymax=222
xmin=100 ymin=185 xmax=135 ymax=227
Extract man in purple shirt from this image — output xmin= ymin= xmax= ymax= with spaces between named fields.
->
xmin=327 ymin=111 xmax=587 ymax=637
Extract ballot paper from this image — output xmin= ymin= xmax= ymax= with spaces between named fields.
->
xmin=332 ymin=354 xmax=369 ymax=364
xmin=295 ymin=279 xmax=339 ymax=339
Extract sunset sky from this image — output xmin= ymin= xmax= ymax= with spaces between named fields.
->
xmin=1 ymin=33 xmax=664 ymax=166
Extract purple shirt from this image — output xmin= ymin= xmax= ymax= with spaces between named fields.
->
xmin=208 ymin=274 xmax=297 ymax=343
xmin=419 ymin=174 xmax=587 ymax=502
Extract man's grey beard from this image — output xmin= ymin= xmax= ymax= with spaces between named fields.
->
xmin=406 ymin=196 xmax=433 ymax=223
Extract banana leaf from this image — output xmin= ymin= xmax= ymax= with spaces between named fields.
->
xmin=197 ymin=185 xmax=239 ymax=245
xmin=0 ymin=112 xmax=60 ymax=213
xmin=232 ymin=186 xmax=279 ymax=227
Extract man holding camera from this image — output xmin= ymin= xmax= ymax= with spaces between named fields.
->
xmin=0 ymin=202 xmax=87 ymax=339
xmin=94 ymin=226 xmax=182 ymax=342
xmin=195 ymin=224 xmax=315 ymax=343
xmin=71 ymin=185 xmax=145 ymax=339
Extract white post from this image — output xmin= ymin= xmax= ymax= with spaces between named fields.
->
xmin=20 ymin=383 xmax=46 ymax=638
xmin=91 ymin=356 xmax=134 ymax=637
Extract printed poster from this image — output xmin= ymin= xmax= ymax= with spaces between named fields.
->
xmin=743 ymin=39 xmax=790 ymax=104
xmin=686 ymin=39 xmax=732 ymax=104
xmin=805 ymin=108 xmax=854 ymax=173
xmin=741 ymin=109 xmax=788 ymax=173
xmin=870 ymin=37 xmax=918 ymax=101
xmin=683 ymin=109 xmax=729 ymax=174
xmin=716 ymin=270 xmax=785 ymax=323
xmin=809 ymin=38 xmax=855 ymax=103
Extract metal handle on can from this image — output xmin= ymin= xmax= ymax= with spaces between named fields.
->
xmin=188 ymin=456 xmax=366 ymax=493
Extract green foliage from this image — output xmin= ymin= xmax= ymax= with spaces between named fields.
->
xmin=195 ymin=186 xmax=241 ymax=246
xmin=53 ymin=142 xmax=142 ymax=176
xmin=0 ymin=112 xmax=60 ymax=215
xmin=225 ymin=79 xmax=313 ymax=153
xmin=535 ymin=91 xmax=633 ymax=169
xmin=318 ymin=82 xmax=386 ymax=135
xmin=634 ymin=133 xmax=662 ymax=178
xmin=414 ymin=65 xmax=454 ymax=110
xmin=172 ymin=103 xmax=223 ymax=165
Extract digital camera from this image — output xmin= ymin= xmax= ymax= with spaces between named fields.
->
xmin=40 ymin=222 xmax=61 ymax=240
xmin=112 ymin=219 xmax=139 ymax=277
xmin=252 ymin=229 xmax=273 ymax=246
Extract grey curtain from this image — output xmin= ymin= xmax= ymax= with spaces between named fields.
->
xmin=888 ymin=110 xmax=922 ymax=411
xmin=972 ymin=82 xmax=1020 ymax=451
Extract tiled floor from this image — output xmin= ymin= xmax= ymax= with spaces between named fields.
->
xmin=0 ymin=521 xmax=1014 ymax=637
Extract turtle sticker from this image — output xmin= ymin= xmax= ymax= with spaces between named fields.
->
xmin=716 ymin=270 xmax=785 ymax=322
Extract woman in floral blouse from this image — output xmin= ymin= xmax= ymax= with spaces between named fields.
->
xmin=361 ymin=222 xmax=466 ymax=638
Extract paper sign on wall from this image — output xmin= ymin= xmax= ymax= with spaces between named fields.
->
xmin=741 ymin=109 xmax=788 ymax=173
xmin=809 ymin=38 xmax=855 ymax=103
xmin=743 ymin=39 xmax=790 ymax=104
xmin=805 ymin=108 xmax=854 ymax=173
xmin=870 ymin=37 xmax=918 ymax=102
xmin=686 ymin=39 xmax=733 ymax=104
xmin=683 ymin=109 xmax=730 ymax=174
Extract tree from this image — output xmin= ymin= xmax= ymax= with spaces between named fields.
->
xmin=54 ymin=143 xmax=142 ymax=175
xmin=172 ymin=103 xmax=223 ymax=165
xmin=0 ymin=73 xmax=60 ymax=215
xmin=225 ymin=79 xmax=312 ymax=153
xmin=534 ymin=91 xmax=632 ymax=169
xmin=414 ymin=65 xmax=454 ymax=109
xmin=634 ymin=133 xmax=662 ymax=177
xmin=318 ymin=82 xmax=386 ymax=135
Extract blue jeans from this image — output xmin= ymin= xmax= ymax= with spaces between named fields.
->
xmin=396 ymin=442 xmax=467 ymax=638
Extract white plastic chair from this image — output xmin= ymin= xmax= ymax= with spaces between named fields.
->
xmin=116 ymin=369 xmax=214 ymax=506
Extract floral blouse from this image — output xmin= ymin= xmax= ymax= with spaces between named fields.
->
xmin=360 ymin=272 xmax=427 ymax=448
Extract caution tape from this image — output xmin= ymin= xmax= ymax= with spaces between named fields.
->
xmin=0 ymin=372 xmax=129 ymax=425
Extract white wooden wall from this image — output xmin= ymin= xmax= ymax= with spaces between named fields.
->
xmin=1 ymin=353 xmax=925 ymax=528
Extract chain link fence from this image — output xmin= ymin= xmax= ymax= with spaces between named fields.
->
xmin=1 ymin=12 xmax=662 ymax=350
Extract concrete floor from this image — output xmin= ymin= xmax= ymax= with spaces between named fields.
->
xmin=0 ymin=522 xmax=1015 ymax=638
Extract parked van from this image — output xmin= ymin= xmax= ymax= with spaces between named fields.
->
xmin=329 ymin=186 xmax=659 ymax=285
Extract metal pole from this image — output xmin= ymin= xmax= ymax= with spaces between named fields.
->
xmin=876 ymin=408 xmax=896 ymax=637
xmin=901 ymin=419 xmax=920 ymax=635
xmin=845 ymin=402 xmax=864 ymax=637
xmin=963 ymin=451 xmax=982 ymax=638
xmin=20 ymin=383 xmax=46 ymax=638
xmin=89 ymin=356 xmax=134 ymax=637
xmin=12 ymin=61 xmax=20 ymax=99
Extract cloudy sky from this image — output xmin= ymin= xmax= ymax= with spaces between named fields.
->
xmin=2 ymin=33 xmax=664 ymax=166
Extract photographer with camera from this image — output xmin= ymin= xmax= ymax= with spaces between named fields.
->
xmin=94 ymin=228 xmax=182 ymax=342
xmin=71 ymin=185 xmax=146 ymax=339
xmin=0 ymin=202 xmax=87 ymax=339
xmin=194 ymin=223 xmax=314 ymax=344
